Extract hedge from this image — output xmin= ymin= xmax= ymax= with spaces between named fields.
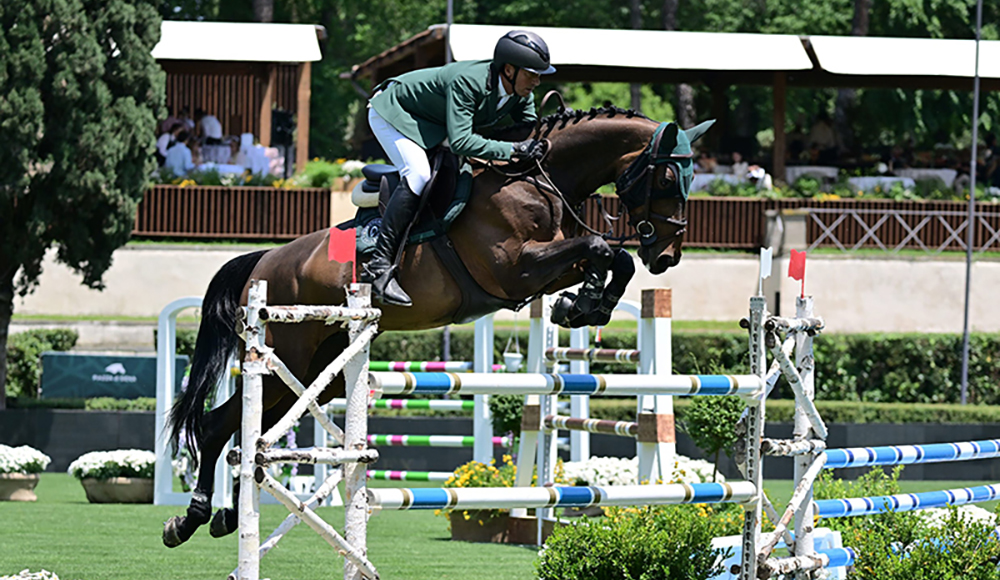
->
xmin=167 ymin=327 xmax=1000 ymax=405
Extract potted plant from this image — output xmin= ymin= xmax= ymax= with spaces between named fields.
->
xmin=67 ymin=449 xmax=155 ymax=503
xmin=439 ymin=455 xmax=565 ymax=544
xmin=0 ymin=444 xmax=51 ymax=501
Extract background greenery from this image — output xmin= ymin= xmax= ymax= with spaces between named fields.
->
xmin=157 ymin=0 xmax=1000 ymax=160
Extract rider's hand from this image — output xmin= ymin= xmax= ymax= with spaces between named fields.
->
xmin=511 ymin=139 xmax=545 ymax=162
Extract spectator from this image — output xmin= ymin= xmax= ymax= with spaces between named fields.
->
xmin=888 ymin=145 xmax=910 ymax=173
xmin=195 ymin=109 xmax=224 ymax=145
xmin=178 ymin=106 xmax=195 ymax=132
xmin=164 ymin=131 xmax=196 ymax=177
xmin=748 ymin=166 xmax=773 ymax=191
xmin=731 ymin=151 xmax=749 ymax=178
xmin=695 ymin=151 xmax=717 ymax=174
xmin=159 ymin=108 xmax=180 ymax=135
xmin=808 ymin=111 xmax=840 ymax=165
xmin=156 ymin=123 xmax=183 ymax=165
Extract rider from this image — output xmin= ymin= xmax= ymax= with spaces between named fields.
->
xmin=364 ymin=30 xmax=557 ymax=307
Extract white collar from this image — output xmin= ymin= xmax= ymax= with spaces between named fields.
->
xmin=498 ymin=76 xmax=512 ymax=100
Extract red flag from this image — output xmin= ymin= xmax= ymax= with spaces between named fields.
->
xmin=328 ymin=226 xmax=356 ymax=283
xmin=788 ymin=249 xmax=806 ymax=297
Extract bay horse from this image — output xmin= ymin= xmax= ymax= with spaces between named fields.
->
xmin=162 ymin=106 xmax=713 ymax=547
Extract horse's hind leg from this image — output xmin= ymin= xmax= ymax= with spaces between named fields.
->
xmin=209 ymin=333 xmax=349 ymax=538
xmin=208 ymin=389 xmax=299 ymax=538
xmin=163 ymin=392 xmax=244 ymax=547
xmin=163 ymin=377 xmax=289 ymax=547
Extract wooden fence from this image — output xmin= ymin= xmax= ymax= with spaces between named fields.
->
xmin=134 ymin=186 xmax=1000 ymax=252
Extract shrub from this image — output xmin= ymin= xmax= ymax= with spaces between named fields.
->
xmin=536 ymin=504 xmax=741 ymax=580
xmin=5 ymin=329 xmax=79 ymax=398
xmin=678 ymin=396 xmax=745 ymax=481
xmin=815 ymin=467 xmax=1000 ymax=580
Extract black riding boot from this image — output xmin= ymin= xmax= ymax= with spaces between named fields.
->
xmin=365 ymin=180 xmax=421 ymax=307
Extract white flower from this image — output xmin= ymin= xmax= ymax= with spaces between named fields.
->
xmin=0 ymin=445 xmax=51 ymax=475
xmin=67 ymin=449 xmax=155 ymax=480
xmin=922 ymin=505 xmax=996 ymax=528
xmin=563 ymin=454 xmax=724 ymax=487
xmin=0 ymin=571 xmax=60 ymax=580
xmin=341 ymin=160 xmax=366 ymax=176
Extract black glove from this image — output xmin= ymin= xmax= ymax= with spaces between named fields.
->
xmin=511 ymin=139 xmax=545 ymax=161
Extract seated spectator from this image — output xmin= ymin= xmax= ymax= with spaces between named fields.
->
xmin=164 ymin=131 xmax=196 ymax=177
xmin=178 ymin=106 xmax=195 ymax=132
xmin=748 ymin=166 xmax=773 ymax=191
xmin=731 ymin=151 xmax=749 ymax=178
xmin=888 ymin=145 xmax=910 ymax=173
xmin=159 ymin=108 xmax=180 ymax=135
xmin=195 ymin=108 xmax=224 ymax=145
xmin=156 ymin=123 xmax=183 ymax=166
xmin=695 ymin=151 xmax=717 ymax=174
xmin=809 ymin=111 xmax=840 ymax=165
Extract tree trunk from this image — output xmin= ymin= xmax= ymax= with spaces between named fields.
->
xmin=834 ymin=0 xmax=871 ymax=154
xmin=662 ymin=0 xmax=696 ymax=126
xmin=253 ymin=0 xmax=273 ymax=23
xmin=0 ymin=270 xmax=15 ymax=410
xmin=713 ymin=449 xmax=720 ymax=482
xmin=630 ymin=0 xmax=642 ymax=112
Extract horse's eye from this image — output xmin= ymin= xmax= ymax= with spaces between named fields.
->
xmin=658 ymin=165 xmax=675 ymax=188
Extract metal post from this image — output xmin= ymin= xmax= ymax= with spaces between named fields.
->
xmin=738 ymin=296 xmax=766 ymax=580
xmin=961 ymin=0 xmax=984 ymax=405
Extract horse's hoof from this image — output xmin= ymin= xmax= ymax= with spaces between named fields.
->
xmin=210 ymin=508 xmax=238 ymax=538
xmin=163 ymin=516 xmax=186 ymax=548
xmin=550 ymin=292 xmax=576 ymax=327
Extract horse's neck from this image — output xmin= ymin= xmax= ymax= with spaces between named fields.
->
xmin=545 ymin=119 xmax=654 ymax=205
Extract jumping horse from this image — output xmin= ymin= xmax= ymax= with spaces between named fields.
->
xmin=163 ymin=106 xmax=713 ymax=547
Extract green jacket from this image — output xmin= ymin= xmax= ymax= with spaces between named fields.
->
xmin=369 ymin=60 xmax=536 ymax=161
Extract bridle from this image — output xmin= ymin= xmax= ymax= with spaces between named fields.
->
xmin=487 ymin=121 xmax=689 ymax=249
xmin=613 ymin=122 xmax=690 ymax=247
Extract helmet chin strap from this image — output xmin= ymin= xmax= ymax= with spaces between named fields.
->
xmin=501 ymin=66 xmax=520 ymax=93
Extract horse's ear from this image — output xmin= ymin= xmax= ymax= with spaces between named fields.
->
xmin=663 ymin=123 xmax=679 ymax=146
xmin=684 ymin=119 xmax=716 ymax=144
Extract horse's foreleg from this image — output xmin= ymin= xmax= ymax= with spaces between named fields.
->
xmin=582 ymin=248 xmax=635 ymax=327
xmin=517 ymin=236 xmax=615 ymax=328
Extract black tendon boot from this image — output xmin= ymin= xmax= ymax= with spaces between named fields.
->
xmin=365 ymin=180 xmax=421 ymax=306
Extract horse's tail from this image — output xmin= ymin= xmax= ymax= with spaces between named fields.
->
xmin=168 ymin=249 xmax=268 ymax=468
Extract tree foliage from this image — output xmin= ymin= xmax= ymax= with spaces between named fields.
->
xmin=156 ymin=0 xmax=1000 ymax=157
xmin=0 ymin=0 xmax=165 ymax=406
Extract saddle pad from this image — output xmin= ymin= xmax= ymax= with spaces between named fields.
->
xmin=354 ymin=162 xmax=474 ymax=259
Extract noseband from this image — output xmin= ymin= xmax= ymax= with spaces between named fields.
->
xmin=614 ymin=123 xmax=690 ymax=248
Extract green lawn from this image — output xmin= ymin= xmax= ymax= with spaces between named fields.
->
xmin=3 ymin=474 xmax=996 ymax=580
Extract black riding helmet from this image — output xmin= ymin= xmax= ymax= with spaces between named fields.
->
xmin=493 ymin=30 xmax=556 ymax=86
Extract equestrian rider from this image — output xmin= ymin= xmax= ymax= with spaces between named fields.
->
xmin=364 ymin=30 xmax=557 ymax=307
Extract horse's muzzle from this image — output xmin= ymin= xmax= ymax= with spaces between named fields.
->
xmin=640 ymin=244 xmax=682 ymax=274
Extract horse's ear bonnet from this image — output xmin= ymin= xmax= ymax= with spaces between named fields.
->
xmin=659 ymin=119 xmax=716 ymax=199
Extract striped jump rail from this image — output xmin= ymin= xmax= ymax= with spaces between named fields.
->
xmin=327 ymin=399 xmax=475 ymax=412
xmin=370 ymin=361 xmax=505 ymax=373
xmin=368 ymin=481 xmax=757 ymax=511
xmin=370 ymin=372 xmax=762 ymax=397
xmin=367 ymin=434 xmax=513 ymax=448
xmin=367 ymin=470 xmax=455 ymax=482
xmin=824 ymin=439 xmax=1000 ymax=469
xmin=544 ymin=415 xmax=639 ymax=437
xmin=544 ymin=348 xmax=641 ymax=364
xmin=814 ymin=483 xmax=1000 ymax=518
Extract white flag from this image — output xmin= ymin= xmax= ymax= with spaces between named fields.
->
xmin=759 ymin=247 xmax=773 ymax=279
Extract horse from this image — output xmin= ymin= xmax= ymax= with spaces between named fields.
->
xmin=162 ymin=105 xmax=713 ymax=547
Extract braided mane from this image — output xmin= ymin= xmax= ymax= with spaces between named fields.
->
xmin=492 ymin=105 xmax=651 ymax=141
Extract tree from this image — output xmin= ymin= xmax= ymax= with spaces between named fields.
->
xmin=0 ymin=0 xmax=165 ymax=409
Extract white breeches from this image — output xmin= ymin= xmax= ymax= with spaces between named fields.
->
xmin=368 ymin=106 xmax=431 ymax=195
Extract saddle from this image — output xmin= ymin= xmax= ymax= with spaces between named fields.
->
xmin=338 ymin=148 xmax=521 ymax=323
